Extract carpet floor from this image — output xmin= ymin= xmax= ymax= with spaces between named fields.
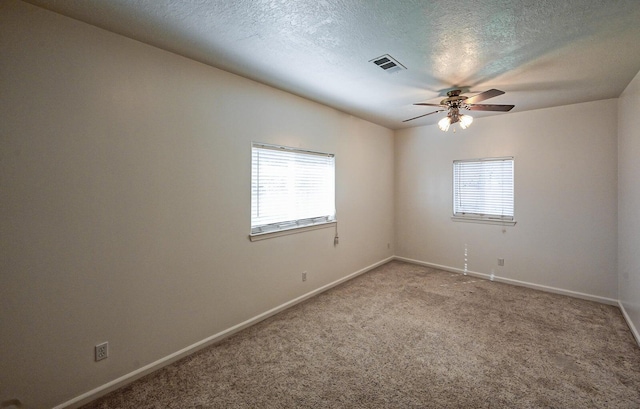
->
xmin=81 ymin=261 xmax=640 ymax=408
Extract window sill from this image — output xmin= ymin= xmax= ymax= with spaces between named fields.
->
xmin=451 ymin=216 xmax=517 ymax=226
xmin=249 ymin=221 xmax=337 ymax=242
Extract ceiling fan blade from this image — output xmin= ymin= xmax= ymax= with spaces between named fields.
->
xmin=402 ymin=110 xmax=445 ymax=122
xmin=465 ymin=89 xmax=505 ymax=104
xmin=413 ymin=103 xmax=444 ymax=107
xmin=467 ymin=104 xmax=514 ymax=112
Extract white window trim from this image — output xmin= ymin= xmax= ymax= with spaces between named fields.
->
xmin=452 ymin=156 xmax=516 ymax=226
xmin=451 ymin=216 xmax=517 ymax=226
xmin=249 ymin=220 xmax=337 ymax=241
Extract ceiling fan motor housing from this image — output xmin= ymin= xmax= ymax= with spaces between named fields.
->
xmin=442 ymin=90 xmax=468 ymax=107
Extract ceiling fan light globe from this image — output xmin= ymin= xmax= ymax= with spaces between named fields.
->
xmin=438 ymin=116 xmax=451 ymax=132
xmin=459 ymin=114 xmax=473 ymax=129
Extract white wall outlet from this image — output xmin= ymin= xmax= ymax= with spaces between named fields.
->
xmin=498 ymin=258 xmax=505 ymax=266
xmin=95 ymin=342 xmax=108 ymax=361
xmin=302 ymin=271 xmax=307 ymax=282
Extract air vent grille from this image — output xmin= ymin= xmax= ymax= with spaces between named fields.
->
xmin=370 ymin=54 xmax=406 ymax=73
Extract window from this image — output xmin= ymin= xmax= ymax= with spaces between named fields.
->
xmin=251 ymin=143 xmax=336 ymax=239
xmin=452 ymin=157 xmax=515 ymax=224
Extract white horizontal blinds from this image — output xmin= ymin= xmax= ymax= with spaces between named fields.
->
xmin=251 ymin=143 xmax=335 ymax=234
xmin=453 ymin=158 xmax=514 ymax=220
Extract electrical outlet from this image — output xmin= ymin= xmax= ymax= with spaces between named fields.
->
xmin=302 ymin=271 xmax=307 ymax=282
xmin=95 ymin=342 xmax=108 ymax=361
xmin=334 ymin=236 xmax=339 ymax=245
xmin=498 ymin=258 xmax=504 ymax=266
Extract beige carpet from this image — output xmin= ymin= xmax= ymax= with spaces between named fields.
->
xmin=82 ymin=261 xmax=640 ymax=408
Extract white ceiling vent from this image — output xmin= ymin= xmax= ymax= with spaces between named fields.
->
xmin=370 ymin=54 xmax=406 ymax=73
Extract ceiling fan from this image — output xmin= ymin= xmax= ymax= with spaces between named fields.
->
xmin=403 ymin=88 xmax=515 ymax=131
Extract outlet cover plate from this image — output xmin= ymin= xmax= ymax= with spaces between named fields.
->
xmin=95 ymin=342 xmax=108 ymax=361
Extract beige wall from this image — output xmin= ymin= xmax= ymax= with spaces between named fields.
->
xmin=618 ymin=69 xmax=640 ymax=340
xmin=395 ymin=99 xmax=618 ymax=300
xmin=0 ymin=2 xmax=394 ymax=408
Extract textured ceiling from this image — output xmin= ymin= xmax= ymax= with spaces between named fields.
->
xmin=23 ymin=0 xmax=640 ymax=130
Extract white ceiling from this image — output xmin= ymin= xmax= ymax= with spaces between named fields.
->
xmin=24 ymin=0 xmax=640 ymax=130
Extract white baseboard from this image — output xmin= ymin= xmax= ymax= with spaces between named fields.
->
xmin=618 ymin=301 xmax=640 ymax=347
xmin=55 ymin=256 xmax=394 ymax=409
xmin=394 ymin=256 xmax=619 ymax=306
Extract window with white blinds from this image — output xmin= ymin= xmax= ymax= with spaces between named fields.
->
xmin=453 ymin=157 xmax=514 ymax=223
xmin=251 ymin=143 xmax=335 ymax=236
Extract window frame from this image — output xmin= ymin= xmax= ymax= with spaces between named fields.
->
xmin=451 ymin=157 xmax=516 ymax=226
xmin=249 ymin=142 xmax=336 ymax=241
